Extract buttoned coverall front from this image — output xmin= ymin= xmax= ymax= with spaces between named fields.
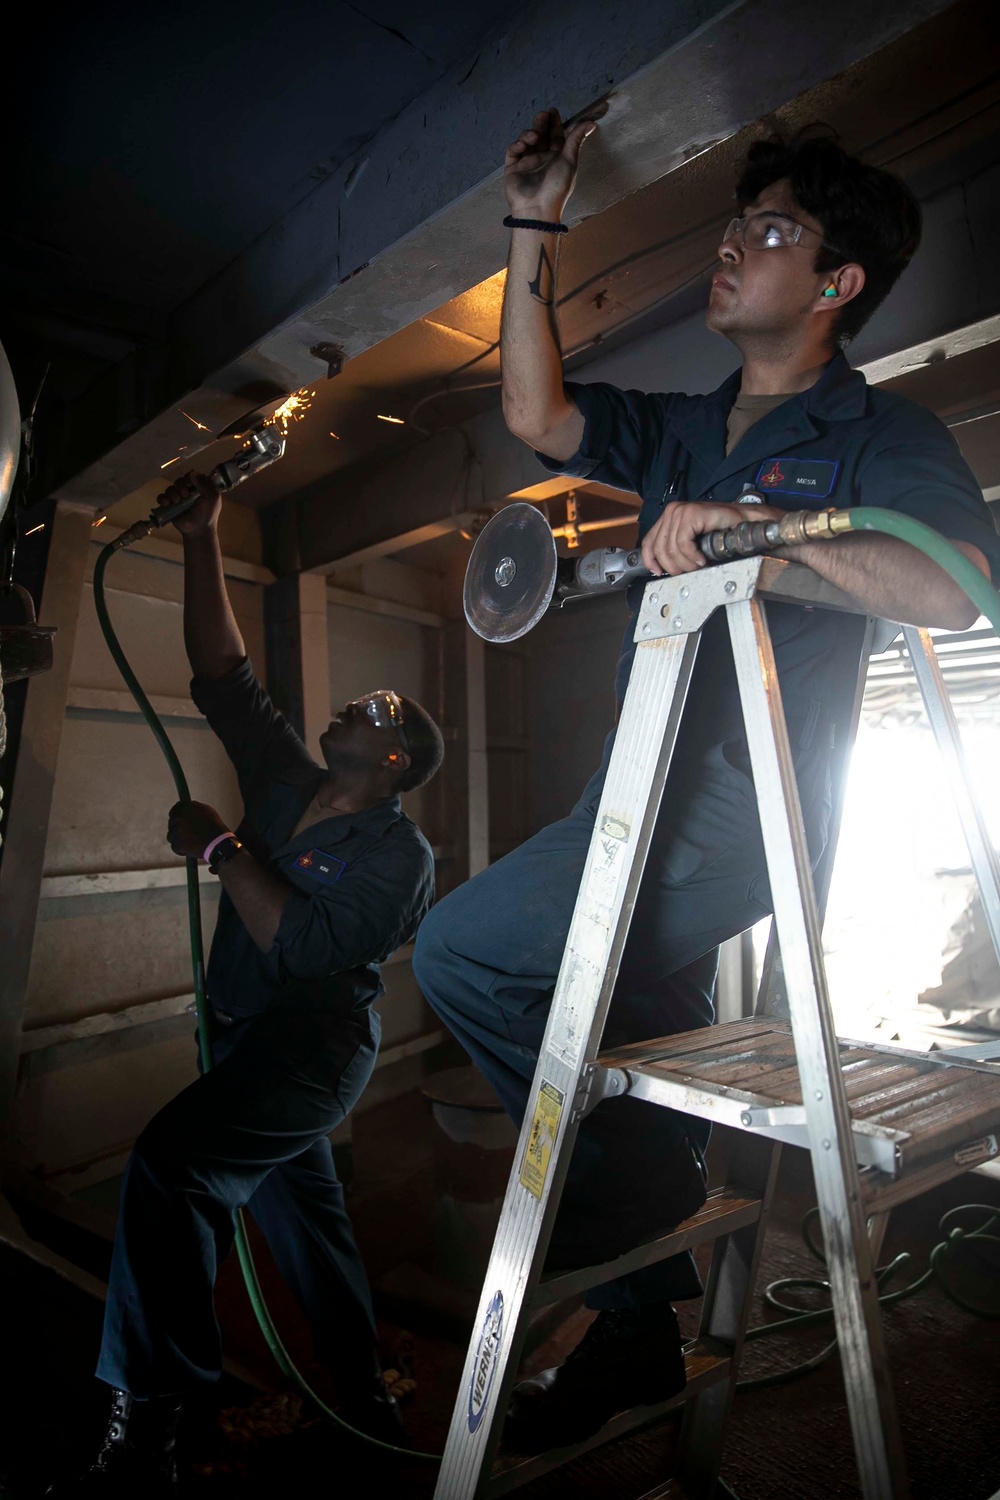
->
xmin=97 ymin=661 xmax=435 ymax=1397
xmin=413 ymin=352 xmax=1000 ymax=1309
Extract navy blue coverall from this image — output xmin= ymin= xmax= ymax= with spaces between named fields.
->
xmin=98 ymin=660 xmax=435 ymax=1397
xmin=413 ymin=351 xmax=1000 ymax=1309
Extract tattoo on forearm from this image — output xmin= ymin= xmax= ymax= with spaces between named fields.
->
xmin=527 ymin=243 xmax=555 ymax=306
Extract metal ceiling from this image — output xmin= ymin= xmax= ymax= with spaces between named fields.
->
xmin=1 ymin=0 xmax=513 ymax=410
xmin=93 ymin=0 xmax=1000 ymax=541
xmin=5 ymin=0 xmax=999 ymax=549
xmin=3 ymin=0 xmax=973 ymax=508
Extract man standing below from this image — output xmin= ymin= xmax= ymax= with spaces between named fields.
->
xmin=52 ymin=476 xmax=444 ymax=1495
xmin=413 ymin=112 xmax=1000 ymax=1447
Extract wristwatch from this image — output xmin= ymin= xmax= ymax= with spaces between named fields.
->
xmin=208 ymin=835 xmax=244 ymax=874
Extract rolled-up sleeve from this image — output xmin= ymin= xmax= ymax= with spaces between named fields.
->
xmin=534 ymin=382 xmax=680 ymax=497
xmin=857 ymin=409 xmax=1000 ymax=585
xmin=270 ymin=845 xmax=433 ymax=983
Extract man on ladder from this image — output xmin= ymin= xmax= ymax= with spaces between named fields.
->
xmin=412 ymin=110 xmax=1000 ymax=1449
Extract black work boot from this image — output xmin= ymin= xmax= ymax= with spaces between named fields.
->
xmin=45 ymin=1387 xmax=182 ymax=1496
xmin=504 ymin=1304 xmax=686 ymax=1453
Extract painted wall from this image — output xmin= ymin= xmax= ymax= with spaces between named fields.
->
xmin=12 ymin=533 xmax=264 ymax=1180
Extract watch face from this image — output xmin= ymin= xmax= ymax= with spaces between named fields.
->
xmin=210 ymin=836 xmax=242 ymax=871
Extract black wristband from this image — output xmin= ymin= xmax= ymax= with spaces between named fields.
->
xmin=503 ymin=215 xmax=569 ymax=235
xmin=209 ymin=835 xmax=244 ymax=874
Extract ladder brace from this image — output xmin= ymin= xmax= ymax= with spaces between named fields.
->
xmin=572 ymin=1065 xmax=630 ymax=1122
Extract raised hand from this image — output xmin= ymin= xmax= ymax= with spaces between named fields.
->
xmin=154 ymin=471 xmax=221 ymax=536
xmin=504 ymin=106 xmax=597 ymax=219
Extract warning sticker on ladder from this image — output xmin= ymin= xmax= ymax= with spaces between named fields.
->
xmin=519 ymin=1080 xmax=565 ymax=1199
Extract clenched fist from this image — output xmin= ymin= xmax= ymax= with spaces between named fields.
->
xmin=153 ymin=471 xmax=221 ymax=537
xmin=167 ymin=800 xmax=228 ymax=859
xmin=641 ymin=501 xmax=785 ymax=577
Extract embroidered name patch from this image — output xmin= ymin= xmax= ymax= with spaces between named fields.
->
xmin=756 ymin=456 xmax=840 ymax=499
xmin=293 ymin=849 xmax=347 ymax=885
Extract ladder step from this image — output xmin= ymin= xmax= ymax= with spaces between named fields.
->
xmin=530 ymin=1187 xmax=762 ymax=1307
xmin=485 ymin=1343 xmax=730 ymax=1497
xmin=602 ymin=1019 xmax=1000 ymax=1179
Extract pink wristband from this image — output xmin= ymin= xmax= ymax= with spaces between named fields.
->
xmin=203 ymin=832 xmax=236 ymax=865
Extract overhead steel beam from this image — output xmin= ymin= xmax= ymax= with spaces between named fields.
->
xmin=292 ymin=263 xmax=1000 ymax=576
xmin=860 ymin=313 xmax=1000 ymax=385
xmin=55 ymin=0 xmax=956 ymax=510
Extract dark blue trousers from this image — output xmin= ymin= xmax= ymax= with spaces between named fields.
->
xmin=97 ymin=999 xmax=381 ymax=1398
xmin=413 ymin=729 xmax=831 ymax=1309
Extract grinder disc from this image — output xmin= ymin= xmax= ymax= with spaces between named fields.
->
xmin=463 ymin=503 xmax=558 ymax=643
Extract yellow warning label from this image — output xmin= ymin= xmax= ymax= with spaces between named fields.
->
xmin=519 ymin=1080 xmax=565 ymax=1200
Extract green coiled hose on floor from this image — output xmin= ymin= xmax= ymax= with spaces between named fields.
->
xmin=93 ymin=505 xmax=1000 ymax=1443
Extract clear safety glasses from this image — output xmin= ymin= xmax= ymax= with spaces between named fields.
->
xmin=723 ymin=211 xmax=845 ymax=257
xmin=350 ymin=690 xmax=411 ymax=754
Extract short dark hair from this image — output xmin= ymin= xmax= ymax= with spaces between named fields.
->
xmin=397 ymin=696 xmax=444 ymax=793
xmin=735 ymin=128 xmax=922 ymax=346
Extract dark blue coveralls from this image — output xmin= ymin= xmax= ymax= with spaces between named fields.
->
xmin=413 ymin=351 xmax=1000 ymax=1309
xmin=97 ymin=660 xmax=435 ymax=1397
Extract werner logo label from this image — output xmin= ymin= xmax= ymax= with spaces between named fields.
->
xmin=756 ymin=456 xmax=840 ymax=499
xmin=467 ymin=1290 xmax=504 ymax=1432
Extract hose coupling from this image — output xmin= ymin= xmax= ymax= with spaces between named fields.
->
xmin=776 ymin=508 xmax=854 ymax=545
xmin=110 ymin=518 xmax=155 ymax=552
xmin=699 ymin=518 xmax=783 ymax=562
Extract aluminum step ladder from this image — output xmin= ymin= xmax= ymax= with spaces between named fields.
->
xmin=434 ymin=557 xmax=1000 ymax=1500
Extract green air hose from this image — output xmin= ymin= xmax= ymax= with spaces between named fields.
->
xmin=738 ymin=1203 xmax=999 ymax=1391
xmin=848 ymin=507 xmax=1000 ymax=636
xmin=94 ymin=505 xmax=1000 ymax=1441
xmin=705 ymin=504 xmax=1000 ymax=638
xmin=93 ymin=541 xmax=441 ymax=1464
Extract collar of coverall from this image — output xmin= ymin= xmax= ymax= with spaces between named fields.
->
xmin=281 ymin=781 xmax=404 ymax=848
xmin=705 ymin=349 xmax=867 ymax=423
xmin=667 ymin=349 xmax=870 ymax=478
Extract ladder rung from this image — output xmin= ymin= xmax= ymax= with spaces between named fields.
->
xmin=485 ymin=1343 xmax=730 ymax=1497
xmin=530 ymin=1187 xmax=762 ymax=1307
xmin=861 ymin=1127 xmax=1000 ymax=1214
xmin=604 ymin=1020 xmax=1000 ymax=1179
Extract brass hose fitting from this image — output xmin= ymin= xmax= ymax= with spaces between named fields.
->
xmin=776 ymin=508 xmax=854 ymax=545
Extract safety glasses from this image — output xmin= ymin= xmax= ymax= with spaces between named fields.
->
xmin=723 ymin=211 xmax=845 ymax=258
xmin=349 ymin=690 xmax=411 ymax=754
